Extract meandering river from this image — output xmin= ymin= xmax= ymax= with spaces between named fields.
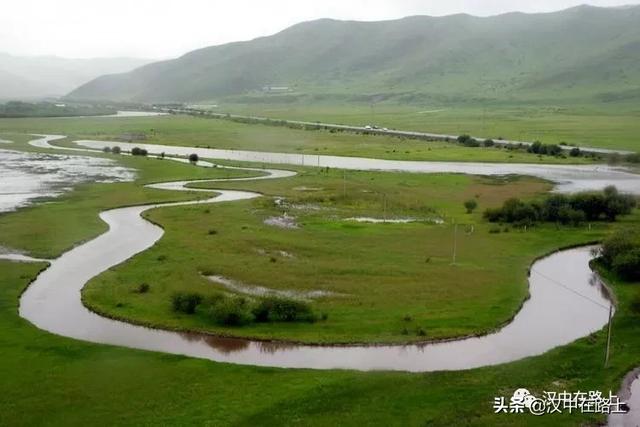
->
xmin=12 ymin=135 xmax=618 ymax=372
xmin=3 ymin=131 xmax=636 ymax=422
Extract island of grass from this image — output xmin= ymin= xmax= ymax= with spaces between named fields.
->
xmin=80 ymin=163 xmax=640 ymax=344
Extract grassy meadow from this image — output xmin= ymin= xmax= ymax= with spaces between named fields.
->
xmin=82 ymin=166 xmax=636 ymax=343
xmin=0 ymin=114 xmax=608 ymax=164
xmin=0 ymin=124 xmax=639 ymax=425
xmin=219 ymin=103 xmax=640 ymax=152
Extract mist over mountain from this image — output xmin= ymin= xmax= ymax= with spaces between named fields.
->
xmin=0 ymin=53 xmax=152 ymax=100
xmin=68 ymin=5 xmax=640 ymax=104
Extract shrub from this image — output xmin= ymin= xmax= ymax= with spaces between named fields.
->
xmin=528 ymin=141 xmax=562 ymax=156
xmin=102 ymin=146 xmax=112 ymax=153
xmin=601 ymin=229 xmax=640 ymax=281
xmin=464 ymin=199 xmax=478 ymax=214
xmin=252 ymin=296 xmax=316 ymax=323
xmin=171 ymin=292 xmax=203 ymax=314
xmin=131 ymin=147 xmax=148 ymax=156
xmin=457 ymin=134 xmax=479 ymax=147
xmin=189 ymin=153 xmax=199 ymax=163
xmin=612 ymin=250 xmax=640 ymax=281
xmin=135 ymin=283 xmax=150 ymax=294
xmin=112 ymin=146 xmax=121 ymax=154
xmin=483 ymin=139 xmax=495 ymax=147
xmin=207 ymin=296 xmax=253 ymax=326
xmin=569 ymin=147 xmax=581 ymax=157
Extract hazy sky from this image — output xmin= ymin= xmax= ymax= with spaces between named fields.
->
xmin=2 ymin=0 xmax=639 ymax=59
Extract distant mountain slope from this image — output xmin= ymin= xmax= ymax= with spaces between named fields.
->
xmin=0 ymin=54 xmax=152 ymax=100
xmin=0 ymin=69 xmax=51 ymax=99
xmin=68 ymin=5 xmax=640 ymax=104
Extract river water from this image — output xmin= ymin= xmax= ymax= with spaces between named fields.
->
xmin=18 ymin=169 xmax=612 ymax=371
xmin=74 ymin=139 xmax=640 ymax=195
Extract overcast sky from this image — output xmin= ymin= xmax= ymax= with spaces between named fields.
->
xmin=1 ymin=0 xmax=639 ymax=59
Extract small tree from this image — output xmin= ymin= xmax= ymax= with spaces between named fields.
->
xmin=189 ymin=153 xmax=199 ymax=164
xmin=102 ymin=146 xmax=112 ymax=153
xmin=464 ymin=199 xmax=478 ymax=214
xmin=112 ymin=146 xmax=121 ymax=154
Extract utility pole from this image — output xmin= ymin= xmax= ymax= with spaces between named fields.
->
xmin=383 ymin=194 xmax=387 ymax=223
xmin=452 ymin=223 xmax=458 ymax=265
xmin=605 ymin=303 xmax=613 ymax=367
xmin=343 ymin=170 xmax=346 ymax=198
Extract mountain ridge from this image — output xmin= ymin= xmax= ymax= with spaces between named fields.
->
xmin=67 ymin=5 xmax=640 ymax=104
xmin=0 ymin=53 xmax=153 ymax=100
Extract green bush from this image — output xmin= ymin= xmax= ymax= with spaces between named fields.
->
xmin=252 ymin=296 xmax=316 ymax=323
xmin=464 ymin=199 xmax=478 ymax=214
xmin=207 ymin=296 xmax=253 ymax=326
xmin=602 ymin=229 xmax=640 ymax=281
xmin=135 ymin=283 xmax=150 ymax=294
xmin=131 ymin=147 xmax=148 ymax=156
xmin=171 ymin=292 xmax=203 ymax=314
xmin=485 ymin=186 xmax=635 ymax=225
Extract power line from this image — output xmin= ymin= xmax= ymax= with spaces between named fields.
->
xmin=529 ymin=268 xmax=610 ymax=311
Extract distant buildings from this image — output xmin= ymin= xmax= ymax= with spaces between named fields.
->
xmin=262 ymin=86 xmax=291 ymax=93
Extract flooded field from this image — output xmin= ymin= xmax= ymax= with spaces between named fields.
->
xmin=0 ymin=149 xmax=135 ymax=213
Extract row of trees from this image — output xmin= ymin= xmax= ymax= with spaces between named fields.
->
xmin=0 ymin=101 xmax=115 ymax=118
xmin=527 ymin=141 xmax=563 ymax=156
xmin=102 ymin=145 xmax=199 ymax=164
xmin=484 ymin=186 xmax=636 ymax=226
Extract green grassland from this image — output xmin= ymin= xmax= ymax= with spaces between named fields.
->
xmin=0 ymin=128 xmax=639 ymax=425
xmin=2 ymin=224 xmax=640 ymax=426
xmin=0 ymin=114 xmax=604 ymax=164
xmin=0 ymin=137 xmax=258 ymax=258
xmin=82 ymin=166 xmax=635 ymax=343
xmin=220 ymin=103 xmax=640 ymax=152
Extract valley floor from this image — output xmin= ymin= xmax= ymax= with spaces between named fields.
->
xmin=0 ymin=121 xmax=639 ymax=426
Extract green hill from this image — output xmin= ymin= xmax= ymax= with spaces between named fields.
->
xmin=67 ymin=5 xmax=640 ymax=104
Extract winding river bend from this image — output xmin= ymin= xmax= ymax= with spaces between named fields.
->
xmin=75 ymin=139 xmax=640 ymax=195
xmin=15 ymin=135 xmax=618 ymax=372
